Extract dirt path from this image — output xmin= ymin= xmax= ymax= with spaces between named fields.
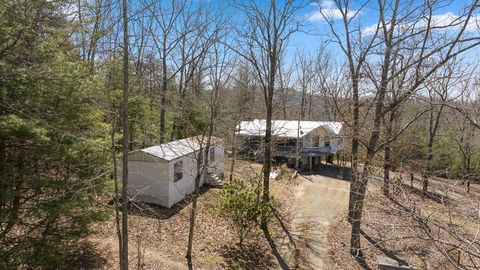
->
xmin=292 ymin=171 xmax=350 ymax=269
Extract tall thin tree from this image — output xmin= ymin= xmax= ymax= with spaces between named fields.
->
xmin=231 ymin=0 xmax=305 ymax=229
xmin=121 ymin=0 xmax=129 ymax=267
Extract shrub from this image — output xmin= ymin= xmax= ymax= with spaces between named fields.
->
xmin=216 ymin=176 xmax=270 ymax=247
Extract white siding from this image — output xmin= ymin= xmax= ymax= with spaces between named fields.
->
xmin=127 ymin=161 xmax=169 ymax=206
xmin=168 ymin=153 xmax=199 ymax=207
xmin=123 ymin=142 xmax=225 ymax=208
xmin=207 ymin=145 xmax=225 ymax=175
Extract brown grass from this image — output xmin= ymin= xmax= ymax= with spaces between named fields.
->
xmin=328 ymin=172 xmax=480 ymax=270
xmin=69 ymin=158 xmax=303 ymax=269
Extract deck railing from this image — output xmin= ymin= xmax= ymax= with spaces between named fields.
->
xmin=301 ymin=146 xmax=331 ymax=154
xmin=275 ymin=145 xmax=332 ymax=155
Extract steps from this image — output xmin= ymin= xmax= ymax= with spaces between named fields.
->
xmin=205 ymin=173 xmax=223 ymax=186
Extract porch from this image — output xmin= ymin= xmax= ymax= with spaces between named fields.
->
xmin=275 ymin=145 xmax=332 ymax=157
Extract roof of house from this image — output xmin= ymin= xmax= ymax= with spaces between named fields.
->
xmin=134 ymin=136 xmax=222 ymax=161
xmin=236 ymin=119 xmax=343 ymax=138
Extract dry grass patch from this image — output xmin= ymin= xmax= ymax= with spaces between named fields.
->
xmin=328 ymin=173 xmax=480 ymax=270
xmin=71 ymin=158 xmax=303 ymax=269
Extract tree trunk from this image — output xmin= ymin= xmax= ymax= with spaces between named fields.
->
xmin=383 ymin=143 xmax=391 ymax=196
xmin=186 ymin=77 xmax=217 ymax=267
xmin=186 ymin=174 xmax=200 ymax=270
xmin=261 ymin=59 xmax=276 ymax=229
xmin=350 ymin=5 xmax=396 ymax=252
xmin=423 ymin=136 xmax=434 ymax=194
xmin=159 ymin=33 xmax=168 ymax=143
xmin=383 ymin=112 xmax=394 ymax=196
xmin=111 ymin=124 xmax=123 ymax=267
xmin=121 ymin=0 xmax=129 ymax=267
xmin=347 ymin=78 xmax=360 ymax=224
xmin=300 ymin=86 xmax=306 ymax=120
xmin=295 ymin=87 xmax=306 ymax=170
xmin=229 ymin=124 xmax=237 ymax=181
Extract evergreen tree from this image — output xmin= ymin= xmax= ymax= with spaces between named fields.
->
xmin=0 ymin=1 xmax=110 ymax=267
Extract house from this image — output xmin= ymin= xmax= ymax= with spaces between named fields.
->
xmin=236 ymin=119 xmax=343 ymax=169
xmin=122 ymin=136 xmax=224 ymax=208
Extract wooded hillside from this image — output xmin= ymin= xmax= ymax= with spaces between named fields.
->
xmin=1 ymin=0 xmax=480 ymax=269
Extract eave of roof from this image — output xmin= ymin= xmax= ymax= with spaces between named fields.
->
xmin=236 ymin=119 xmax=343 ymax=138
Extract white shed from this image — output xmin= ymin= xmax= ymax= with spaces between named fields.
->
xmin=122 ymin=136 xmax=224 ymax=208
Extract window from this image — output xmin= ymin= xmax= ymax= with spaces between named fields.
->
xmin=312 ymin=136 xmax=319 ymax=147
xmin=324 ymin=140 xmax=331 ymax=147
xmin=305 ymin=136 xmax=319 ymax=147
xmin=174 ymin=160 xmax=183 ymax=182
xmin=209 ymin=147 xmax=215 ymax=161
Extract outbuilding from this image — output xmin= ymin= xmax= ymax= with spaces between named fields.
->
xmin=123 ymin=136 xmax=224 ymax=208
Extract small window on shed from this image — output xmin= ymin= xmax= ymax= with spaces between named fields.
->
xmin=324 ymin=140 xmax=331 ymax=147
xmin=209 ymin=147 xmax=215 ymax=161
xmin=174 ymin=160 xmax=183 ymax=182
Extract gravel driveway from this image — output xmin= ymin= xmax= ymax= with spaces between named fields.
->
xmin=292 ymin=166 xmax=351 ymax=269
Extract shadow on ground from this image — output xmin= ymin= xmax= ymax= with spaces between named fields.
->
xmin=219 ymin=242 xmax=276 ymax=270
xmin=110 ymin=185 xmax=215 ymax=220
xmin=301 ymin=164 xmax=352 ymax=181
xmin=399 ymin=183 xmax=451 ymax=205
xmin=65 ymin=241 xmax=110 ymax=269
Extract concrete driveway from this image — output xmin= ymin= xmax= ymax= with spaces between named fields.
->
xmin=292 ymin=166 xmax=351 ymax=269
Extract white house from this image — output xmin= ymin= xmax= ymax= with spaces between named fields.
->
xmin=122 ymin=136 xmax=224 ymax=208
xmin=237 ymin=119 xmax=343 ymax=169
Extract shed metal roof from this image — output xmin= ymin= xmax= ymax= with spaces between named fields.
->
xmin=133 ymin=136 xmax=221 ymax=161
xmin=236 ymin=119 xmax=342 ymax=138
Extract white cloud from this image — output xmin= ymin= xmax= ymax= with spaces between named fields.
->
xmin=307 ymin=0 xmax=356 ymax=22
xmin=430 ymin=12 xmax=480 ymax=31
xmin=362 ymin=12 xmax=480 ymax=36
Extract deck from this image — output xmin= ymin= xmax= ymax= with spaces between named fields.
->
xmin=276 ymin=145 xmax=332 ymax=157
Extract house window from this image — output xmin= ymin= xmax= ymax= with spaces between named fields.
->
xmin=306 ymin=136 xmax=319 ymax=147
xmin=324 ymin=140 xmax=331 ymax=147
xmin=174 ymin=160 xmax=183 ymax=182
xmin=209 ymin=147 xmax=215 ymax=161
xmin=313 ymin=136 xmax=319 ymax=147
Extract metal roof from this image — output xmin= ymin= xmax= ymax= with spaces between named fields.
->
xmin=236 ymin=119 xmax=343 ymax=138
xmin=134 ymin=136 xmax=221 ymax=161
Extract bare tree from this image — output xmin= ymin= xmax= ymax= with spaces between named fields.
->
xmin=231 ymin=0 xmax=305 ymax=229
xmin=451 ymin=73 xmax=480 ymax=191
xmin=146 ymin=0 xmax=187 ymax=143
xmin=120 ymin=0 xmax=129 ymax=267
xmin=318 ymin=0 xmax=380 ymax=226
xmin=322 ymin=0 xmax=480 ymax=257
xmin=228 ymin=62 xmax=257 ymax=181
xmin=422 ymin=62 xmax=463 ymax=193
xmin=184 ymin=13 xmax=232 ymax=269
xmin=276 ymin=60 xmax=293 ymax=119
xmin=294 ymin=50 xmax=317 ymax=121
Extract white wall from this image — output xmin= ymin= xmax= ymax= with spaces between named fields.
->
xmin=126 ymin=143 xmax=225 ymax=208
xmin=168 ymin=144 xmax=225 ymax=207
xmin=207 ymin=144 xmax=225 ymax=175
xmin=168 ymin=153 xmax=197 ymax=208
xmin=127 ymin=160 xmax=169 ymax=206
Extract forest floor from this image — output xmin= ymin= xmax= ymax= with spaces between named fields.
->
xmin=73 ymin=158 xmax=312 ymax=269
xmin=289 ymin=167 xmax=351 ymax=269
xmin=327 ymin=169 xmax=480 ymax=269
xmin=73 ymin=158 xmax=480 ymax=270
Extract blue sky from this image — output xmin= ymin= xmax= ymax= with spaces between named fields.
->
xmin=285 ymin=0 xmax=479 ymax=61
